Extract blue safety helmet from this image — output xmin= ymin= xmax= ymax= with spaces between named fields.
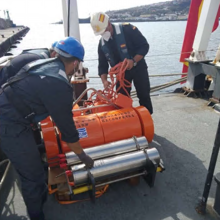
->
xmin=54 ymin=37 xmax=85 ymax=61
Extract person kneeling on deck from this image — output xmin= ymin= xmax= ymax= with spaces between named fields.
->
xmin=0 ymin=41 xmax=57 ymax=86
xmin=90 ymin=12 xmax=153 ymax=114
xmin=0 ymin=37 xmax=94 ymax=220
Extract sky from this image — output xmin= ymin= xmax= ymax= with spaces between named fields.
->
xmin=0 ymin=0 xmax=169 ymax=26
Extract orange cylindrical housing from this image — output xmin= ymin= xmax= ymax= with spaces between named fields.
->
xmin=59 ymin=107 xmax=154 ymax=154
xmin=41 ymin=117 xmax=60 ymax=162
xmin=42 ymin=106 xmax=154 ymax=159
xmin=96 ymin=108 xmax=142 ymax=143
xmin=133 ymin=106 xmax=154 ymax=143
xmin=60 ymin=113 xmax=105 ymax=153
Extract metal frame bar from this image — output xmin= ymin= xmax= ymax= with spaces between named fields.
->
xmin=0 ymin=159 xmax=11 ymax=191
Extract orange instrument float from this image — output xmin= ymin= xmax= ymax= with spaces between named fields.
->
xmin=42 ymin=106 xmax=154 ymax=163
xmin=41 ymin=60 xmax=164 ymax=203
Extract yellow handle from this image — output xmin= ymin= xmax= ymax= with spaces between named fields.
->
xmin=73 ymin=186 xmax=92 ymax=195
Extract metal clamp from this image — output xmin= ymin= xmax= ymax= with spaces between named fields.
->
xmin=87 ymin=171 xmax=96 ymax=203
xmin=142 ymin=150 xmax=157 ymax=188
xmin=133 ymin=136 xmax=141 ymax=150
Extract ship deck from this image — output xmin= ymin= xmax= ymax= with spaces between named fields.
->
xmin=1 ymin=92 xmax=220 ymax=220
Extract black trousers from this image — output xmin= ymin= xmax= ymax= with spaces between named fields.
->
xmin=117 ymin=61 xmax=153 ymax=114
xmin=0 ymin=123 xmax=47 ymax=220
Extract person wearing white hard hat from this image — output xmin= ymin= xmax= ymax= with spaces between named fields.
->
xmin=90 ymin=12 xmax=153 ymax=114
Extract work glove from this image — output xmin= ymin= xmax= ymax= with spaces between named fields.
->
xmin=77 ymin=151 xmax=94 ymax=169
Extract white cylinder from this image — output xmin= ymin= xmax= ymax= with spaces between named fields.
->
xmin=65 ymin=137 xmax=148 ymax=165
xmin=71 ymin=148 xmax=160 ymax=186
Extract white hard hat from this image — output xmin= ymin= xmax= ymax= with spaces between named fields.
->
xmin=90 ymin=12 xmax=109 ymax=36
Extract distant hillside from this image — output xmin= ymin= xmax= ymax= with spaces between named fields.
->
xmin=106 ymin=0 xmax=190 ymax=21
xmin=52 ymin=0 xmax=191 ymax=24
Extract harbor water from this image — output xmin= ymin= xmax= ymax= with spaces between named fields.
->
xmin=13 ymin=21 xmax=220 ymax=93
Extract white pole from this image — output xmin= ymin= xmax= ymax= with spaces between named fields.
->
xmin=61 ymin=0 xmax=68 ymax=37
xmin=61 ymin=0 xmax=81 ymax=41
xmin=189 ymin=0 xmax=220 ymax=62
xmin=69 ymin=0 xmax=81 ymax=41
xmin=61 ymin=0 xmax=86 ymax=82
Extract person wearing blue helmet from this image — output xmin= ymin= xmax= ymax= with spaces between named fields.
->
xmin=54 ymin=37 xmax=84 ymax=61
xmin=0 ymin=36 xmax=93 ymax=220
